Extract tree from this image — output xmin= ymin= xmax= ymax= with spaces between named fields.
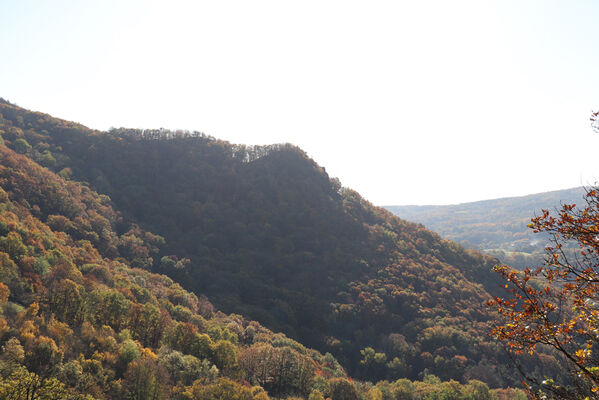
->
xmin=13 ymin=138 xmax=31 ymax=154
xmin=210 ymin=339 xmax=238 ymax=374
xmin=489 ymin=188 xmax=599 ymax=398
xmin=25 ymin=337 xmax=63 ymax=377
xmin=0 ymin=232 xmax=27 ymax=261
xmin=238 ymin=343 xmax=314 ymax=398
xmin=47 ymin=278 xmax=85 ymax=324
xmin=0 ymin=366 xmax=69 ymax=400
xmin=122 ymin=356 xmax=168 ymax=400
xmin=328 ymin=378 xmax=360 ymax=400
xmin=185 ymin=377 xmax=256 ymax=400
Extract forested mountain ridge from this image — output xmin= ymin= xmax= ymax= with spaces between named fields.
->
xmin=0 ymin=141 xmax=369 ymax=399
xmin=0 ymin=125 xmax=518 ymax=400
xmin=0 ymin=99 xmax=555 ymax=393
xmin=385 ymin=187 xmax=587 ymax=269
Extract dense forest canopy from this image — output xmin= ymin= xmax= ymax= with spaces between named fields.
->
xmin=0 ymin=140 xmax=359 ymax=399
xmin=0 ymin=98 xmax=561 ymax=398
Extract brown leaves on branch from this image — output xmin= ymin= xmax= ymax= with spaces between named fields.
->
xmin=488 ymin=188 xmax=599 ymax=397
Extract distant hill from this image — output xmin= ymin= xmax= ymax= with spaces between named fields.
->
xmin=385 ymin=187 xmax=587 ymax=269
xmin=0 ymin=98 xmax=563 ymax=391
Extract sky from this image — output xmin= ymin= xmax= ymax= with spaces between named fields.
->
xmin=1 ymin=1 xmax=599 ymax=205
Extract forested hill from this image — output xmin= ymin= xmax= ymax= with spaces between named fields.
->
xmin=385 ymin=187 xmax=586 ymax=269
xmin=0 ymin=99 xmax=560 ymax=389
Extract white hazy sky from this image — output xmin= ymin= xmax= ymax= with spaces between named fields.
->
xmin=1 ymin=1 xmax=598 ymax=205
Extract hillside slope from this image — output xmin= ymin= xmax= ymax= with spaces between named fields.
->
xmin=0 ymin=142 xmax=369 ymax=399
xmin=385 ymin=187 xmax=586 ymax=269
xmin=0 ymin=99 xmax=559 ymax=387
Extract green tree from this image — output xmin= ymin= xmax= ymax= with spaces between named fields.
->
xmin=116 ymin=340 xmax=141 ymax=377
xmin=187 ymin=377 xmax=255 ymax=400
xmin=0 ymin=367 xmax=69 ymax=399
xmin=13 ymin=138 xmax=32 ymax=154
xmin=211 ymin=340 xmax=238 ymax=374
xmin=122 ymin=357 xmax=167 ymax=400
xmin=47 ymin=278 xmax=85 ymax=324
xmin=0 ymin=232 xmax=27 ymax=261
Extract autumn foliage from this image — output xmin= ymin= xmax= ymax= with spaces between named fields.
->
xmin=0 ymin=98 xmax=520 ymax=385
xmin=489 ymin=188 xmax=599 ymax=398
xmin=0 ymin=99 xmax=530 ymax=399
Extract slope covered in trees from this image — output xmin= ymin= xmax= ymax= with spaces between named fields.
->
xmin=385 ymin=187 xmax=587 ymax=269
xmin=0 ymin=99 xmax=557 ymax=391
xmin=0 ymin=142 xmax=358 ymax=399
xmin=0 ymin=137 xmax=522 ymax=400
